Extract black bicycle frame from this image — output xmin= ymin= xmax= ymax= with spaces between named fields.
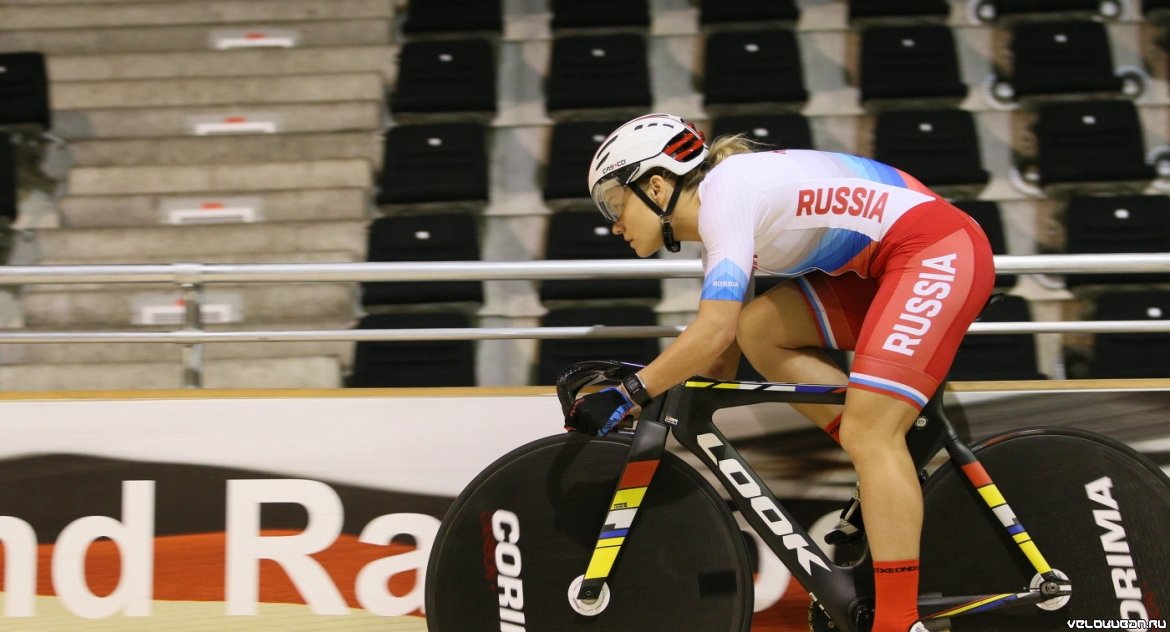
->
xmin=567 ymin=367 xmax=1072 ymax=632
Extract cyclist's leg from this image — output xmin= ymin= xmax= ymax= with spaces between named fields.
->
xmin=844 ymin=211 xmax=996 ymax=632
xmin=737 ymin=272 xmax=875 ymax=430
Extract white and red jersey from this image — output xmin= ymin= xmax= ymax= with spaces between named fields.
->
xmin=693 ymin=149 xmax=996 ymax=410
xmin=697 ymin=150 xmax=939 ymax=301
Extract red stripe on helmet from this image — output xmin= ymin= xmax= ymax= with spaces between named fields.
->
xmin=664 ymin=131 xmax=705 ymax=162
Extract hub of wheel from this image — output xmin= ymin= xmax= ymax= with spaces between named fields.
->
xmin=1031 ymin=569 xmax=1072 ymax=611
xmin=568 ymin=575 xmax=611 ymax=616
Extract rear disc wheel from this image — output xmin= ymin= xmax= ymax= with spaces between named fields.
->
xmin=920 ymin=428 xmax=1170 ymax=631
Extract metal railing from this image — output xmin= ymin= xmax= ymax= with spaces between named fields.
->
xmin=1 ymin=253 xmax=1168 ymax=387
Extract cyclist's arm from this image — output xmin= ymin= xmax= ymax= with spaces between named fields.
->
xmin=633 ymin=298 xmax=741 ymax=397
xmin=704 ymin=338 xmax=743 ymax=380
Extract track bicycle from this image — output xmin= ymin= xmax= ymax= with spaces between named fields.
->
xmin=425 ymin=360 xmax=1170 ymax=631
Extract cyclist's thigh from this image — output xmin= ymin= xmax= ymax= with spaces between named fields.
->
xmin=740 ymin=272 xmax=876 ymax=350
xmin=850 ymin=222 xmax=995 ymax=410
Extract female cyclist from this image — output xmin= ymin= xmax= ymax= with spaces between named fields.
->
xmin=564 ymin=113 xmax=995 ymax=632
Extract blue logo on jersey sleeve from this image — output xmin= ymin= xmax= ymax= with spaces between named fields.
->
xmin=701 ymin=259 xmax=750 ymax=301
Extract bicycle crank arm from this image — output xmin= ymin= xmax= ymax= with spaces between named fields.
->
xmin=919 ymin=583 xmax=1070 ymax=620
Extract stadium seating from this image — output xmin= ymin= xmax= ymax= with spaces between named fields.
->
xmin=545 ymin=33 xmax=651 ymax=113
xmin=389 ymin=38 xmax=497 ymax=115
xmin=3 ymin=0 xmax=1168 ymax=390
xmin=710 ymin=114 xmax=814 ymax=150
xmin=1029 ymin=100 xmax=1154 ymax=189
xmin=543 ymin=119 xmax=625 ymax=200
xmin=698 ymin=0 xmax=800 ymax=25
xmin=1063 ymin=195 xmax=1170 ymax=287
xmin=550 ymin=0 xmax=650 ymax=30
xmin=847 ymin=0 xmax=951 ymax=23
xmin=873 ymin=109 xmax=989 ymax=189
xmin=349 ymin=311 xmax=477 ymax=387
xmin=361 ymin=212 xmax=484 ymax=307
xmin=540 ymin=209 xmax=661 ymax=301
xmin=1090 ymin=291 xmax=1170 ymax=378
xmin=952 ymin=200 xmax=1016 ymax=289
xmin=973 ymin=0 xmax=1122 ymax=22
xmin=858 ymin=24 xmax=967 ymax=105
xmin=949 ymin=295 xmax=1046 ymax=380
xmin=998 ymin=20 xmax=1124 ymax=101
xmin=0 ymin=52 xmax=51 ymax=129
xmin=376 ymin=122 xmax=489 ymax=206
xmin=0 ymin=134 xmax=15 ymax=222
xmin=401 ymin=0 xmax=502 ymax=34
xmin=536 ymin=306 xmax=660 ymax=385
xmin=702 ymin=29 xmax=808 ymax=108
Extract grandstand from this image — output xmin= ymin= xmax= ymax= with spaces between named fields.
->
xmin=1 ymin=0 xmax=1169 ymax=389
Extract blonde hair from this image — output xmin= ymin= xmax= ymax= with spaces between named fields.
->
xmin=707 ymin=134 xmax=761 ymax=168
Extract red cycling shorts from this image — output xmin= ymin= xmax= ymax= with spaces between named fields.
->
xmin=793 ymin=200 xmax=996 ymax=409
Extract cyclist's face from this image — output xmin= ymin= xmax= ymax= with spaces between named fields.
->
xmin=611 ymin=185 xmax=662 ymax=258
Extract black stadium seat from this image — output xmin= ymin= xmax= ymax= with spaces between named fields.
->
xmin=543 ymin=119 xmax=625 ymax=200
xmin=974 ymin=0 xmax=1118 ymax=22
xmin=349 ymin=311 xmax=477 ymax=387
xmin=848 ymin=0 xmax=951 ymax=23
xmin=1063 ymin=195 xmax=1170 ymax=287
xmin=710 ymin=113 xmax=814 ymax=150
xmin=362 ymin=212 xmax=484 ymax=306
xmin=376 ymin=122 xmax=488 ymax=205
xmin=953 ymin=200 xmax=1016 ymax=289
xmin=401 ymin=0 xmax=502 ymax=34
xmin=0 ymin=52 xmax=51 ymax=129
xmin=546 ymin=33 xmax=651 ymax=112
xmin=702 ymin=29 xmax=808 ymax=107
xmin=699 ymin=0 xmax=800 ymax=25
xmin=0 ymin=133 xmax=15 ymax=221
xmin=536 ymin=306 xmax=661 ymax=385
xmin=1030 ymin=100 xmax=1154 ymax=188
xmin=873 ymin=109 xmax=989 ymax=188
xmin=540 ymin=209 xmax=661 ymax=301
xmin=551 ymin=0 xmax=650 ymax=30
xmin=390 ymin=38 xmax=496 ymax=115
xmin=859 ymin=25 xmax=967 ymax=104
xmin=949 ymin=295 xmax=1046 ymax=380
xmin=1004 ymin=20 xmax=1122 ymax=99
xmin=1090 ymin=291 xmax=1170 ymax=378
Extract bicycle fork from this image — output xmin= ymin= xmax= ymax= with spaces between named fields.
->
xmin=919 ymin=426 xmax=1073 ymax=620
xmin=575 ymin=419 xmax=670 ymax=603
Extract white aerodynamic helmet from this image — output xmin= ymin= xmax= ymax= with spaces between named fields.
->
xmin=587 ymin=113 xmax=708 ymax=223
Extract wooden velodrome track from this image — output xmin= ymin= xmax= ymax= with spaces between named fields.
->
xmin=2 ymin=379 xmax=1166 ymax=630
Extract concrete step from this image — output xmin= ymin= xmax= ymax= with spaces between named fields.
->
xmin=0 ymin=356 xmax=343 ymax=390
xmin=58 ymin=187 xmax=370 ymax=227
xmin=21 ymin=281 xmax=356 ymax=327
xmin=39 ymin=250 xmax=359 ymax=265
xmin=67 ymin=159 xmax=372 ymax=196
xmin=62 ymin=131 xmax=382 ymax=170
xmin=47 ymin=45 xmax=396 ymax=82
xmin=0 ymin=0 xmax=394 ymax=30
xmin=0 ymin=19 xmax=392 ymax=54
xmin=54 ymin=101 xmax=384 ymax=140
xmin=0 ymin=319 xmax=355 ymax=367
xmin=52 ymin=72 xmax=385 ymax=110
xmin=33 ymin=219 xmax=368 ymax=261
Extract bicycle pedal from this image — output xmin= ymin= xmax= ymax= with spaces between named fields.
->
xmin=824 ymin=518 xmax=864 ymax=545
xmin=824 ymin=494 xmax=864 ymax=546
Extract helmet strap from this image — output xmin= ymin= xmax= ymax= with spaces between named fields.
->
xmin=630 ymin=181 xmax=685 ymax=253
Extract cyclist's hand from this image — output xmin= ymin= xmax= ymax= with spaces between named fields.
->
xmin=565 ymin=387 xmax=637 ymax=436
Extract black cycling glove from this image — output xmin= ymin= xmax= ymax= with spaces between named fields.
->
xmin=565 ymin=387 xmax=635 ymax=436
